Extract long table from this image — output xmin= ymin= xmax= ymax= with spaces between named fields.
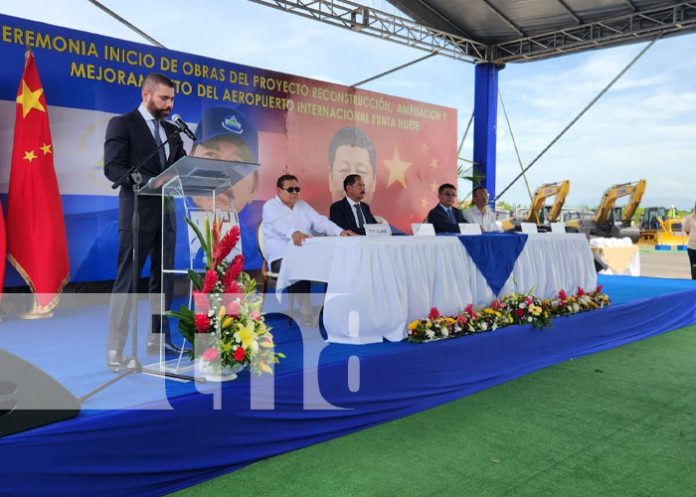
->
xmin=276 ymin=233 xmax=596 ymax=344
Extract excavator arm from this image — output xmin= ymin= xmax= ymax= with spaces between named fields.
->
xmin=524 ymin=180 xmax=571 ymax=224
xmin=593 ymin=179 xmax=647 ymax=227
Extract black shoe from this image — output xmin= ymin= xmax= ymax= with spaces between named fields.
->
xmin=106 ymin=349 xmax=127 ymax=372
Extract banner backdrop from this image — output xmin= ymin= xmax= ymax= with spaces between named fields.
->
xmin=0 ymin=14 xmax=457 ymax=284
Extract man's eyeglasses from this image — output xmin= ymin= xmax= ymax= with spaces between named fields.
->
xmin=281 ymin=187 xmax=301 ymax=194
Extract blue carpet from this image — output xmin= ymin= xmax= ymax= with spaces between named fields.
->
xmin=1 ymin=275 xmax=695 ymax=497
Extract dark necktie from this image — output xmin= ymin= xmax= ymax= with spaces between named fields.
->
xmin=355 ymin=203 xmax=365 ymax=229
xmin=153 ymin=119 xmax=166 ymax=169
xmin=447 ymin=207 xmax=456 ymax=223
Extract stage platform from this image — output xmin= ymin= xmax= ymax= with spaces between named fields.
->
xmin=1 ymin=274 xmax=695 ymax=497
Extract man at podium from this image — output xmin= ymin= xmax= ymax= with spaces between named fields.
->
xmin=103 ymin=73 xmax=187 ymax=371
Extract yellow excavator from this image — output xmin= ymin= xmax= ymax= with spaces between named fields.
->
xmin=502 ymin=180 xmax=570 ymax=231
xmin=566 ymin=179 xmax=646 ymax=241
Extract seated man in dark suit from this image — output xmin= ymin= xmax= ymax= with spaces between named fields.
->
xmin=427 ymin=183 xmax=465 ymax=233
xmin=329 ymin=174 xmax=378 ymax=235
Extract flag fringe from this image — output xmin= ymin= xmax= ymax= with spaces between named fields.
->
xmin=7 ymin=254 xmax=68 ymax=313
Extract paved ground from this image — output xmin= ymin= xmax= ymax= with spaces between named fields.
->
xmin=639 ymin=249 xmax=692 ymax=279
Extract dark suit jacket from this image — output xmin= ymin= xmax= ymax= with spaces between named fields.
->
xmin=427 ymin=204 xmax=466 ymax=233
xmin=329 ymin=197 xmax=377 ymax=235
xmin=104 ymin=109 xmax=186 ymax=232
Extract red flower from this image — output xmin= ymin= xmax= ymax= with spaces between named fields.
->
xmin=465 ymin=304 xmax=474 ymax=317
xmin=558 ymin=289 xmax=567 ymax=300
xmin=516 ymin=309 xmax=525 ymax=317
xmin=457 ymin=314 xmax=467 ymax=325
xmin=595 ymin=285 xmax=603 ymax=294
xmin=224 ymin=254 xmax=245 ymax=284
xmin=213 ymin=226 xmax=241 ymax=266
xmin=193 ymin=290 xmax=210 ymax=313
xmin=194 ymin=313 xmax=211 ymax=333
xmin=491 ymin=300 xmax=500 ymax=310
xmin=233 ymin=347 xmax=246 ymax=362
xmin=428 ymin=307 xmax=440 ymax=320
xmin=225 ymin=280 xmax=241 ymax=296
xmin=203 ymin=269 xmax=218 ymax=293
xmin=577 ymin=287 xmax=585 ymax=296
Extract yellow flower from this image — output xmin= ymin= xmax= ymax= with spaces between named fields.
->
xmin=529 ymin=305 xmax=542 ymax=316
xmin=258 ymin=361 xmax=273 ymax=374
xmin=221 ymin=316 xmax=235 ymax=329
xmin=235 ymin=322 xmax=258 ymax=352
xmin=218 ymin=306 xmax=226 ymax=321
xmin=408 ymin=320 xmax=419 ymax=331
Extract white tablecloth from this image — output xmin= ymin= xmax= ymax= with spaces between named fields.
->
xmin=276 ymin=233 xmax=596 ymax=344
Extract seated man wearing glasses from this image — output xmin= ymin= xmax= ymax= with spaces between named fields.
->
xmin=262 ymin=174 xmax=355 ymax=325
xmin=427 ymin=183 xmax=466 ymax=233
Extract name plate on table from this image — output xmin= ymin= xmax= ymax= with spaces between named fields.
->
xmin=520 ymin=222 xmax=538 ymax=234
xmin=550 ymin=222 xmax=566 ymax=234
xmin=365 ymin=223 xmax=392 ymax=237
xmin=411 ymin=223 xmax=435 ymax=236
xmin=459 ymin=223 xmax=482 ymax=235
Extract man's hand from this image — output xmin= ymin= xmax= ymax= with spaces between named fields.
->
xmin=341 ymin=230 xmax=358 ymax=237
xmin=292 ymin=231 xmax=310 ymax=246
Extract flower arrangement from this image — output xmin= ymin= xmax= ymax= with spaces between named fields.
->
xmin=166 ymin=217 xmax=284 ymax=377
xmin=407 ymin=286 xmax=610 ymax=343
xmin=500 ymin=292 xmax=552 ymax=329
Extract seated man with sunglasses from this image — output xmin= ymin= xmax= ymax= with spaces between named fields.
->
xmin=262 ymin=174 xmax=356 ymax=325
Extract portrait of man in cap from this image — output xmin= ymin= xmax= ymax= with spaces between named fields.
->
xmin=190 ymin=106 xmax=263 ymax=269
xmin=191 ymin=106 xmax=259 ymax=213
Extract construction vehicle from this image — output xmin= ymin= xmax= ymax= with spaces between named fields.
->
xmin=566 ymin=179 xmax=646 ymax=242
xmin=637 ymin=207 xmax=686 ymax=249
xmin=501 ymin=180 xmax=570 ymax=231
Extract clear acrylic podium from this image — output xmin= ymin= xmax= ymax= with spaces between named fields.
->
xmin=138 ymin=156 xmax=259 ymax=376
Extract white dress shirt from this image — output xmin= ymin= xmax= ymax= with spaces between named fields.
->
xmin=137 ymin=104 xmax=169 ymax=160
xmin=262 ymin=195 xmax=343 ymax=263
xmin=463 ymin=205 xmax=500 ymax=232
xmin=346 ymin=197 xmax=365 ymax=227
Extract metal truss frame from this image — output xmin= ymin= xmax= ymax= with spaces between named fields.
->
xmin=249 ymin=0 xmax=696 ymax=64
xmin=247 ymin=0 xmax=489 ymax=63
xmin=493 ymin=2 xmax=696 ymax=63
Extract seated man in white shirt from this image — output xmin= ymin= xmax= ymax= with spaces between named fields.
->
xmin=463 ymin=186 xmax=501 ymax=232
xmin=262 ymin=174 xmax=355 ymax=325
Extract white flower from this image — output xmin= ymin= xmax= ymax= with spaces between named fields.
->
xmin=528 ymin=317 xmax=533 ymax=322
xmin=441 ymin=329 xmax=449 ymax=337
xmin=480 ymin=322 xmax=488 ymax=331
xmin=425 ymin=330 xmax=435 ymax=339
xmin=492 ymin=323 xmax=498 ymax=331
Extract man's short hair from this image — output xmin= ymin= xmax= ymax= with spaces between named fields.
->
xmin=472 ymin=185 xmax=487 ymax=194
xmin=343 ymin=174 xmax=362 ymax=191
xmin=276 ymin=174 xmax=298 ymax=189
xmin=328 ymin=127 xmax=376 ymax=174
xmin=142 ymin=73 xmax=175 ymax=91
xmin=438 ymin=183 xmax=457 ymax=195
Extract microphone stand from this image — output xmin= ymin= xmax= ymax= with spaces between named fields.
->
xmin=80 ymin=126 xmax=203 ymax=403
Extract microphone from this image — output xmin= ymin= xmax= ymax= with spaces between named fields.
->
xmin=171 ymin=114 xmax=197 ymax=141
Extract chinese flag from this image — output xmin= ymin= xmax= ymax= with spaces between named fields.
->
xmin=7 ymin=51 xmax=69 ymax=312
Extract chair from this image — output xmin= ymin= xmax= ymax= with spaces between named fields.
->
xmin=257 ymin=221 xmax=295 ymax=321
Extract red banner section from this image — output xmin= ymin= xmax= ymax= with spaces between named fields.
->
xmin=254 ymin=79 xmax=458 ymax=232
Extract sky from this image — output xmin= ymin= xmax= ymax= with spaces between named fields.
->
xmin=1 ymin=0 xmax=694 ymax=210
